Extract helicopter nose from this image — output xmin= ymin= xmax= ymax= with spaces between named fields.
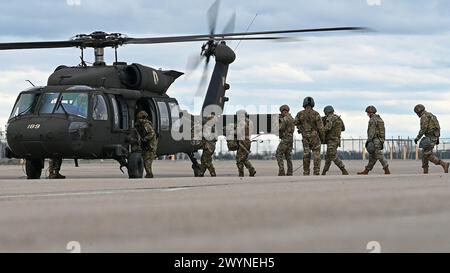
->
xmin=6 ymin=117 xmax=88 ymax=158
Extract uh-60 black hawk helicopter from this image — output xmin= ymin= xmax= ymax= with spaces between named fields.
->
xmin=1 ymin=2 xmax=364 ymax=179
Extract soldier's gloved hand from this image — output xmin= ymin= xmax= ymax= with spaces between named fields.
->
xmin=414 ymin=138 xmax=419 ymax=144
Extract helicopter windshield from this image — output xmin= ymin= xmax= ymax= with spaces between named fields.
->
xmin=10 ymin=93 xmax=38 ymax=119
xmin=39 ymin=92 xmax=88 ymax=118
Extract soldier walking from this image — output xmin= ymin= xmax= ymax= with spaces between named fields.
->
xmin=322 ymin=106 xmax=349 ymax=175
xmin=276 ymin=105 xmax=295 ymax=176
xmin=134 ymin=111 xmax=158 ymax=178
xmin=413 ymin=104 xmax=449 ymax=174
xmin=199 ymin=114 xmax=218 ymax=177
xmin=295 ymin=97 xmax=324 ymax=176
xmin=358 ymin=106 xmax=390 ymax=175
xmin=235 ymin=109 xmax=256 ymax=177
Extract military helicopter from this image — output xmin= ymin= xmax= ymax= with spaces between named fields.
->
xmin=1 ymin=1 xmax=364 ymax=179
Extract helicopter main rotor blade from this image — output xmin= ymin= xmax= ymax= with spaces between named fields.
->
xmin=222 ymin=12 xmax=236 ymax=34
xmin=208 ymin=0 xmax=220 ymax=36
xmin=0 ymin=27 xmax=366 ymax=51
xmin=124 ymin=27 xmax=367 ymax=45
xmin=0 ymin=40 xmax=82 ymax=50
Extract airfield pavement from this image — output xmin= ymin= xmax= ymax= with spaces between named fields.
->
xmin=0 ymin=159 xmax=449 ymax=252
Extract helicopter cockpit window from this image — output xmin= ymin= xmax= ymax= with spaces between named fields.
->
xmin=92 ymin=94 xmax=108 ymax=121
xmin=53 ymin=92 xmax=88 ymax=118
xmin=38 ymin=93 xmax=60 ymax=114
xmin=10 ymin=93 xmax=38 ymax=118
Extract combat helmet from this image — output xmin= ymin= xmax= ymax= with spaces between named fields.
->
xmin=414 ymin=104 xmax=425 ymax=115
xmin=137 ymin=110 xmax=148 ymax=119
xmin=303 ymin=97 xmax=315 ymax=108
xmin=365 ymin=105 xmax=377 ymax=114
xmin=324 ymin=105 xmax=334 ymax=115
xmin=280 ymin=105 xmax=290 ymax=112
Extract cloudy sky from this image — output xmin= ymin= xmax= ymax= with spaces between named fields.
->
xmin=1 ymin=0 xmax=450 ymax=138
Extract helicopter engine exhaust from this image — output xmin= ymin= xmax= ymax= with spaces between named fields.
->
xmin=121 ymin=63 xmax=183 ymax=94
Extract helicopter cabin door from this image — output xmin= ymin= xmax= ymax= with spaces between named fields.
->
xmin=152 ymin=98 xmax=181 ymax=155
xmin=88 ymin=92 xmax=111 ymax=158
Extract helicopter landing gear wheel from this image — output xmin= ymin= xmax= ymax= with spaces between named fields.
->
xmin=127 ymin=152 xmax=144 ymax=179
xmin=25 ymin=159 xmax=43 ymax=179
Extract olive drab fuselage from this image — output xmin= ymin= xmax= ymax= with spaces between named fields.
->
xmin=6 ymin=63 xmax=194 ymax=162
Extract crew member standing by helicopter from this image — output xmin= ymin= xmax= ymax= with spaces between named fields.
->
xmin=48 ymin=158 xmax=65 ymax=179
xmin=134 ymin=111 xmax=158 ymax=178
xmin=235 ymin=110 xmax=256 ymax=177
xmin=199 ymin=114 xmax=218 ymax=177
xmin=276 ymin=105 xmax=295 ymax=176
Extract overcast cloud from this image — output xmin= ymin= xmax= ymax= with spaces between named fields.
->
xmin=1 ymin=0 xmax=450 ymax=138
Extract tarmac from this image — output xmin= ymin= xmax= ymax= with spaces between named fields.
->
xmin=0 ymin=159 xmax=449 ymax=252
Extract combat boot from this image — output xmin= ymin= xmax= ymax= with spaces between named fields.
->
xmin=197 ymin=167 xmax=205 ymax=177
xmin=238 ymin=169 xmax=244 ymax=177
xmin=210 ymin=170 xmax=217 ymax=177
xmin=278 ymin=170 xmax=286 ymax=176
xmin=49 ymin=171 xmax=66 ymax=179
xmin=357 ymin=168 xmax=370 ymax=175
xmin=286 ymin=167 xmax=293 ymax=176
xmin=340 ymin=167 xmax=349 ymax=175
xmin=249 ymin=168 xmax=256 ymax=177
xmin=322 ymin=162 xmax=331 ymax=176
xmin=145 ymin=173 xmax=154 ymax=178
xmin=423 ymin=167 xmax=429 ymax=174
xmin=440 ymin=161 xmax=449 ymax=173
xmin=384 ymin=166 xmax=391 ymax=175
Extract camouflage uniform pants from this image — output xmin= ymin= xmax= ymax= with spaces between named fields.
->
xmin=49 ymin=158 xmax=62 ymax=173
xmin=302 ymin=136 xmax=321 ymax=175
xmin=276 ymin=140 xmax=293 ymax=175
xmin=323 ymin=140 xmax=345 ymax=172
xmin=142 ymin=149 xmax=156 ymax=176
xmin=200 ymin=141 xmax=216 ymax=176
xmin=236 ymin=140 xmax=255 ymax=176
xmin=366 ymin=142 xmax=388 ymax=171
xmin=422 ymin=140 xmax=441 ymax=168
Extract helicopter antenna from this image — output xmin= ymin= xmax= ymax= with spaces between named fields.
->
xmin=25 ymin=80 xmax=35 ymax=87
xmin=234 ymin=13 xmax=258 ymax=51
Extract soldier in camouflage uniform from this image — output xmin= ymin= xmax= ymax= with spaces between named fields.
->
xmin=358 ymin=106 xmax=390 ymax=175
xmin=295 ymin=97 xmax=324 ymax=176
xmin=48 ymin=158 xmax=65 ymax=179
xmin=413 ymin=104 xmax=449 ymax=174
xmin=199 ymin=115 xmax=218 ymax=177
xmin=134 ymin=111 xmax=158 ymax=178
xmin=235 ymin=109 xmax=256 ymax=177
xmin=276 ymin=105 xmax=295 ymax=176
xmin=322 ymin=106 xmax=349 ymax=175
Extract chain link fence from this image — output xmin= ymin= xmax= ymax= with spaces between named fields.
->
xmin=1 ymin=133 xmax=449 ymax=161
